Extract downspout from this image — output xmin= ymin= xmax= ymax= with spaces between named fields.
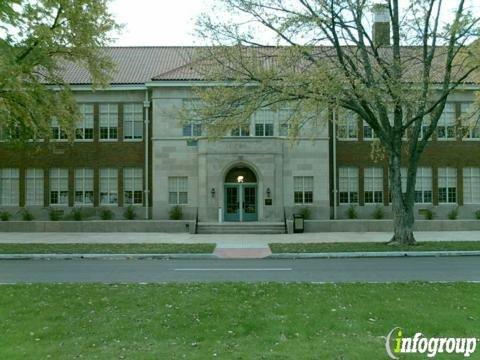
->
xmin=332 ymin=108 xmax=337 ymax=220
xmin=144 ymin=91 xmax=150 ymax=220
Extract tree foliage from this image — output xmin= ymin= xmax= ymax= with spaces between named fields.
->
xmin=0 ymin=0 xmax=119 ymax=141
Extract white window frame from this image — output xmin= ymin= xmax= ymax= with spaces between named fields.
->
xmin=363 ymin=121 xmax=377 ymax=140
xmin=168 ymin=177 xmax=188 ymax=205
xmin=254 ymin=110 xmax=274 ymax=137
xmin=99 ymin=104 xmax=118 ymax=141
xmin=230 ymin=125 xmax=250 ymax=137
xmin=364 ymin=167 xmax=383 ymax=204
xmin=75 ymin=104 xmax=94 ymax=141
xmin=26 ymin=168 xmax=44 ymax=206
xmin=463 ymin=167 xmax=480 ymax=204
xmin=337 ymin=112 xmax=358 ymax=140
xmin=124 ymin=103 xmax=143 ymax=141
xmin=123 ymin=167 xmax=143 ymax=205
xmin=438 ymin=167 xmax=457 ymax=203
xmin=74 ymin=168 xmax=94 ymax=206
xmin=414 ymin=167 xmax=432 ymax=204
xmin=339 ymin=167 xmax=358 ymax=204
xmin=49 ymin=168 xmax=68 ymax=205
xmin=437 ymin=103 xmax=456 ymax=140
xmin=0 ymin=168 xmax=19 ymax=206
xmin=51 ymin=117 xmax=67 ymax=141
xmin=99 ymin=168 xmax=118 ymax=205
xmin=461 ymin=103 xmax=480 ymax=140
xmin=293 ymin=176 xmax=314 ymax=204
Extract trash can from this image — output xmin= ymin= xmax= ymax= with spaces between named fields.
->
xmin=293 ymin=214 xmax=304 ymax=233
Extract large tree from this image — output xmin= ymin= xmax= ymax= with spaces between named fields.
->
xmin=0 ymin=0 xmax=118 ymax=141
xmin=190 ymin=0 xmax=480 ymax=244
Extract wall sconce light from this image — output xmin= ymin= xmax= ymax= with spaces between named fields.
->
xmin=266 ymin=187 xmax=271 ymax=198
xmin=211 ymin=188 xmax=216 ymax=198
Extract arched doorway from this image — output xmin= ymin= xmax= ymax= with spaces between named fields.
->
xmin=224 ymin=166 xmax=258 ymax=221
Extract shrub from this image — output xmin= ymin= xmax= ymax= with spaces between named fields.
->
xmin=372 ymin=206 xmax=384 ymax=219
xmin=100 ymin=208 xmax=114 ymax=220
xmin=424 ymin=208 xmax=435 ymax=220
xmin=475 ymin=209 xmax=480 ymax=220
xmin=71 ymin=208 xmax=84 ymax=221
xmin=346 ymin=205 xmax=358 ymax=219
xmin=123 ymin=205 xmax=137 ymax=220
xmin=298 ymin=207 xmax=311 ymax=220
xmin=448 ymin=207 xmax=459 ymax=220
xmin=0 ymin=211 xmax=12 ymax=221
xmin=20 ymin=208 xmax=34 ymax=221
xmin=169 ymin=205 xmax=183 ymax=220
xmin=48 ymin=208 xmax=62 ymax=221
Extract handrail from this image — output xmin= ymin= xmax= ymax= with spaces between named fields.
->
xmin=283 ymin=207 xmax=288 ymax=234
xmin=195 ymin=207 xmax=199 ymax=234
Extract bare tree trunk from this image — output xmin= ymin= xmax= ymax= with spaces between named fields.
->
xmin=388 ymin=151 xmax=416 ymax=245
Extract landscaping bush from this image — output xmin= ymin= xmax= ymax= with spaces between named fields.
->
xmin=424 ymin=208 xmax=435 ymax=220
xmin=70 ymin=208 xmax=84 ymax=221
xmin=100 ymin=208 xmax=114 ymax=220
xmin=0 ymin=211 xmax=12 ymax=221
xmin=346 ymin=205 xmax=358 ymax=219
xmin=123 ymin=205 xmax=137 ymax=220
xmin=372 ymin=206 xmax=384 ymax=219
xmin=298 ymin=207 xmax=311 ymax=220
xmin=48 ymin=208 xmax=62 ymax=221
xmin=20 ymin=208 xmax=34 ymax=221
xmin=448 ymin=207 xmax=459 ymax=220
xmin=475 ymin=209 xmax=480 ymax=220
xmin=169 ymin=205 xmax=183 ymax=220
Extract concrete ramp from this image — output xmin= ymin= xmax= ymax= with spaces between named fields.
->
xmin=214 ymin=242 xmax=272 ymax=258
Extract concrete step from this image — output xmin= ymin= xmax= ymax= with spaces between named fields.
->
xmin=196 ymin=223 xmax=286 ymax=234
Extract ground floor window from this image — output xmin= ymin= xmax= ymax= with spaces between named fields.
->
xmin=364 ymin=167 xmax=383 ymax=204
xmin=26 ymin=168 xmax=44 ymax=206
xmin=49 ymin=168 xmax=68 ymax=205
xmin=415 ymin=167 xmax=432 ymax=203
xmin=75 ymin=168 xmax=94 ymax=205
xmin=463 ymin=167 xmax=480 ymax=204
xmin=0 ymin=168 xmax=19 ymax=205
xmin=438 ymin=167 xmax=457 ymax=203
xmin=100 ymin=168 xmax=118 ymax=205
xmin=124 ymin=168 xmax=143 ymax=205
xmin=339 ymin=167 xmax=358 ymax=204
xmin=294 ymin=176 xmax=313 ymax=204
xmin=168 ymin=176 xmax=188 ymax=204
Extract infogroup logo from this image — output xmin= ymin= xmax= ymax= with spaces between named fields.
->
xmin=385 ymin=327 xmax=478 ymax=359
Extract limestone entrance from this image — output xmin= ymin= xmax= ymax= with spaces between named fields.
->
xmin=224 ymin=166 xmax=257 ymax=222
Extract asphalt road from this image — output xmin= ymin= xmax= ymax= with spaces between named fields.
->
xmin=0 ymin=256 xmax=479 ymax=283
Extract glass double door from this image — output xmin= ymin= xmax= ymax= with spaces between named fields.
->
xmin=224 ymin=184 xmax=257 ymax=221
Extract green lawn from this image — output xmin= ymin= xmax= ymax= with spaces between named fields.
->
xmin=270 ymin=241 xmax=480 ymax=253
xmin=0 ymin=283 xmax=478 ymax=359
xmin=0 ymin=243 xmax=215 ymax=254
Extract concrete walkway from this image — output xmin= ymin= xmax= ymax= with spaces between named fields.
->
xmin=0 ymin=231 xmax=479 ymax=246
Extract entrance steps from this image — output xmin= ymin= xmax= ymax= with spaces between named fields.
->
xmin=196 ymin=222 xmax=286 ymax=234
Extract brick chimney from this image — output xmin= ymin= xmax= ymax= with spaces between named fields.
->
xmin=372 ymin=3 xmax=391 ymax=46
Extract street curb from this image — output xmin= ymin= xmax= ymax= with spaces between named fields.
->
xmin=0 ymin=253 xmax=218 ymax=260
xmin=268 ymin=250 xmax=480 ymax=259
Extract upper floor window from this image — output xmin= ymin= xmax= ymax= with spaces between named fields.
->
xmin=75 ymin=168 xmax=94 ymax=205
xmin=76 ymin=104 xmax=94 ymax=140
xmin=183 ymin=122 xmax=202 ymax=137
xmin=231 ymin=125 xmax=250 ymax=137
xmin=461 ymin=103 xmax=480 ymax=140
xmin=364 ymin=167 xmax=383 ymax=204
xmin=0 ymin=168 xmax=19 ymax=206
xmin=437 ymin=103 xmax=456 ymax=140
xmin=49 ymin=168 xmax=68 ymax=205
xmin=124 ymin=167 xmax=143 ymax=205
xmin=99 ymin=104 xmax=118 ymax=140
xmin=294 ymin=176 xmax=313 ymax=204
xmin=438 ymin=167 xmax=457 ymax=203
xmin=26 ymin=168 xmax=44 ymax=206
xmin=337 ymin=111 xmax=358 ymax=139
xmin=124 ymin=103 xmax=143 ymax=140
xmin=254 ymin=110 xmax=274 ymax=137
xmin=363 ymin=121 xmax=377 ymax=140
xmin=339 ymin=167 xmax=358 ymax=204
xmin=51 ymin=118 xmax=67 ymax=141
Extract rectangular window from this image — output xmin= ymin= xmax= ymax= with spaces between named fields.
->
xmin=26 ymin=168 xmax=44 ymax=206
xmin=463 ymin=167 xmax=480 ymax=204
xmin=49 ymin=168 xmax=68 ymax=205
xmin=437 ymin=103 xmax=456 ymax=140
xmin=124 ymin=103 xmax=143 ymax=140
xmin=168 ymin=177 xmax=188 ymax=204
xmin=438 ymin=167 xmax=457 ymax=203
xmin=461 ymin=103 xmax=480 ymax=139
xmin=363 ymin=121 xmax=377 ymax=140
xmin=417 ymin=116 xmax=431 ymax=140
xmin=231 ymin=125 xmax=250 ymax=137
xmin=99 ymin=104 xmax=118 ymax=140
xmin=182 ymin=122 xmax=202 ymax=137
xmin=337 ymin=111 xmax=358 ymax=139
xmin=415 ymin=167 xmax=432 ymax=203
xmin=0 ymin=168 xmax=19 ymax=205
xmin=51 ymin=118 xmax=67 ymax=140
xmin=339 ymin=167 xmax=358 ymax=204
xmin=254 ymin=110 xmax=274 ymax=136
xmin=124 ymin=168 xmax=143 ymax=205
xmin=74 ymin=168 xmax=94 ymax=205
xmin=278 ymin=109 xmax=293 ymax=136
xmin=99 ymin=168 xmax=118 ymax=205
xmin=364 ymin=167 xmax=383 ymax=204
xmin=76 ymin=104 xmax=94 ymax=140
xmin=294 ymin=176 xmax=313 ymax=204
